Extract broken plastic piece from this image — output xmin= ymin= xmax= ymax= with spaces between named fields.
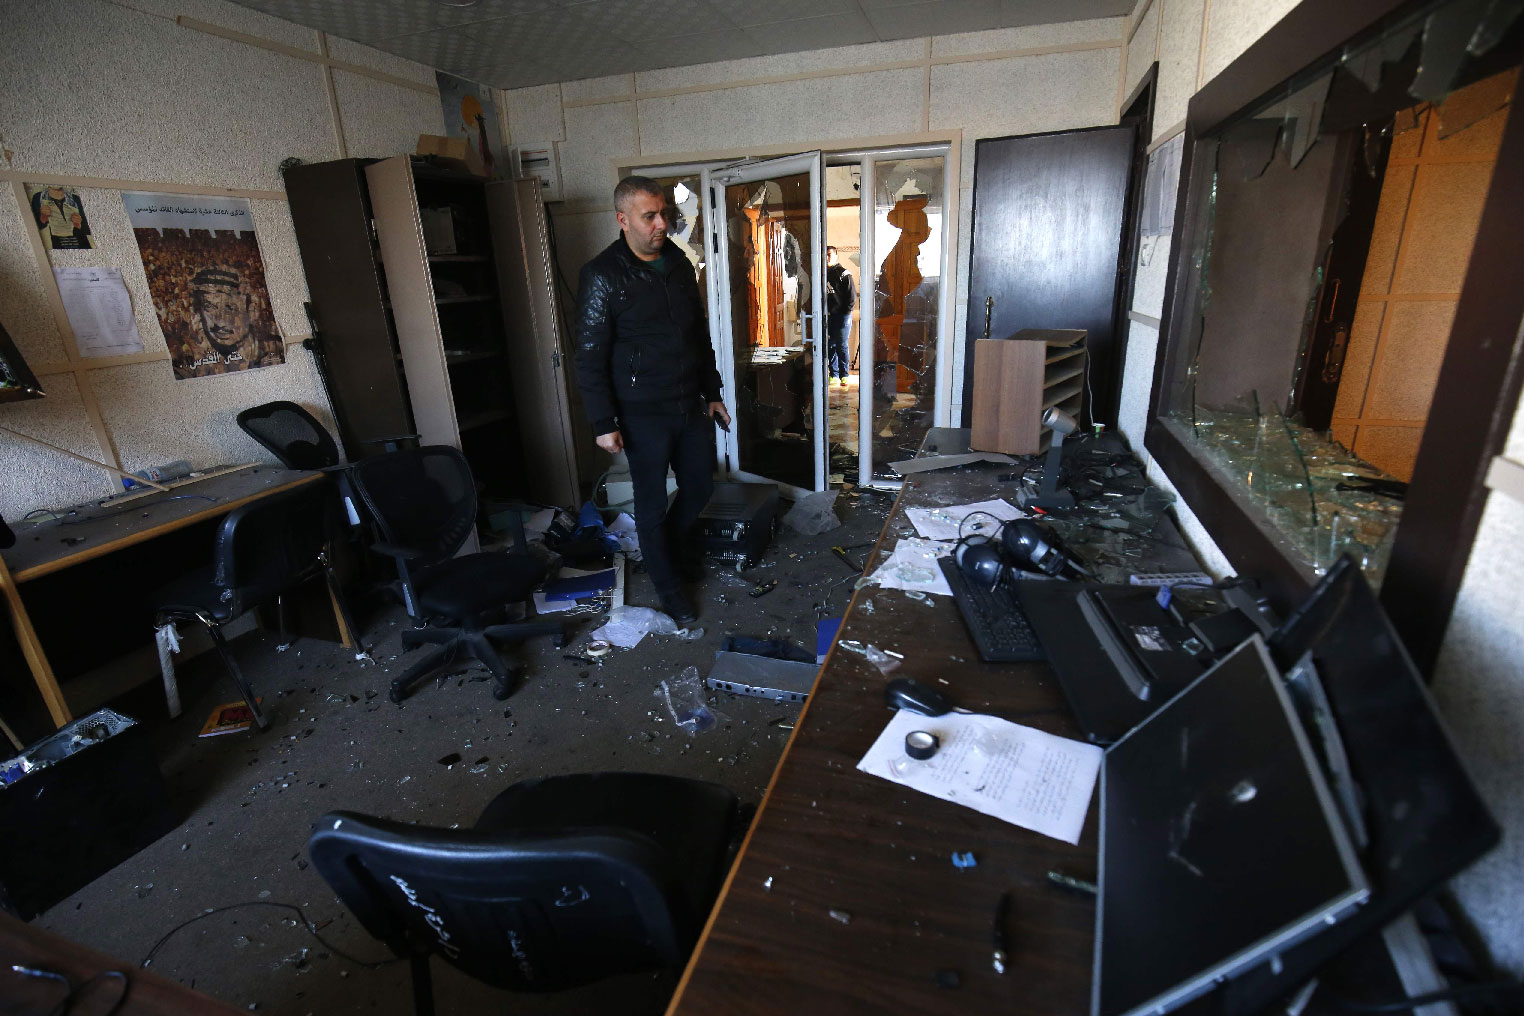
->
xmin=656 ymin=666 xmax=716 ymax=735
xmin=828 ymin=908 xmax=851 ymax=924
xmin=951 ymin=851 xmax=978 ymax=868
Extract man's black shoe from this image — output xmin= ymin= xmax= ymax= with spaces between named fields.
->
xmin=661 ymin=591 xmax=699 ymax=629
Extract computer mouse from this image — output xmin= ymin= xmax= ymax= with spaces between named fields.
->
xmin=884 ymin=677 xmax=954 ymax=716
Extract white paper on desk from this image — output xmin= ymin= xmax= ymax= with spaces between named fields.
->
xmin=858 ymin=709 xmax=1103 ymax=844
xmin=53 ymin=267 xmax=143 ymax=357
xmin=866 ymin=537 xmax=954 ymax=596
xmin=905 ymin=498 xmax=1024 ymax=542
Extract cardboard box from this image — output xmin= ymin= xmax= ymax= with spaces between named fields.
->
xmin=415 ymin=134 xmax=486 ymax=178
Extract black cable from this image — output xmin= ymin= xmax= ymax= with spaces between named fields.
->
xmin=139 ymin=900 xmax=400 ymax=972
xmin=1331 ymin=978 xmax=1524 ymax=1013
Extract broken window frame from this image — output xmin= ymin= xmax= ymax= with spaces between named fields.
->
xmin=1144 ymin=0 xmax=1524 ymax=673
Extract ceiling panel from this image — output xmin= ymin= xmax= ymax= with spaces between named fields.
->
xmin=229 ymin=0 xmax=1133 ymax=89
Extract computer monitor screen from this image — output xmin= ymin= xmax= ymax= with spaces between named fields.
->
xmin=1094 ymin=637 xmax=1369 ymax=1016
xmin=1213 ymin=555 xmax=1501 ymax=1012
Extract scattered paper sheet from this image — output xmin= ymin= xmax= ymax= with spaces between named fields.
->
xmin=858 ymin=709 xmax=1103 ymax=844
xmin=866 ymin=537 xmax=954 ymax=596
xmin=906 ymin=498 xmax=1024 ymax=542
xmin=890 ymin=452 xmax=1015 ymax=475
xmin=53 ymin=267 xmax=143 ymax=357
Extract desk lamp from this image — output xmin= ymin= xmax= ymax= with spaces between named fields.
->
xmin=1023 ymin=406 xmax=1077 ymax=510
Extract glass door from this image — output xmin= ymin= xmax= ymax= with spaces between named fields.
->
xmin=703 ymin=152 xmax=826 ymax=496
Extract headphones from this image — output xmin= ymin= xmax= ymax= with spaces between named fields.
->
xmin=954 ymin=517 xmax=1081 ymax=588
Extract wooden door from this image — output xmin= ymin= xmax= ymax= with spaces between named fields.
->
xmin=966 ymin=125 xmax=1136 ymax=425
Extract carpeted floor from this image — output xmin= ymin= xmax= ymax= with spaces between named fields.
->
xmin=30 ymin=486 xmax=894 ymax=1014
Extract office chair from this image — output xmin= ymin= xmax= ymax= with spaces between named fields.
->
xmin=151 ymin=482 xmax=353 ymax=730
xmin=307 ymin=772 xmax=741 ymax=1016
xmin=236 ymin=400 xmax=340 ymax=469
xmin=346 ymin=445 xmax=565 ymax=704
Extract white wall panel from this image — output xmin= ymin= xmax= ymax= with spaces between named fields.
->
xmin=0 ymin=193 xmax=66 ymax=366
xmin=1133 ymin=233 xmax=1171 ymax=317
xmin=559 ymin=103 xmax=639 ymax=205
xmin=326 ymin=34 xmax=438 ymax=85
xmin=1124 ymin=1 xmax=1159 ymax=103
xmin=0 ymin=375 xmax=113 ymax=518
xmin=562 ymin=74 xmax=635 ymax=101
xmin=635 ymin=39 xmax=924 ymax=93
xmin=929 ymin=48 xmax=1119 ymax=136
xmin=506 ymin=84 xmax=566 ymax=143
xmin=1154 ymin=0 xmax=1205 ymax=137
xmin=334 ymin=70 xmax=445 ymax=160
xmin=1117 ymin=318 xmax=1158 ymax=452
xmin=1200 ymin=0 xmax=1300 ymax=85
xmin=1 ymin=1 xmax=335 ymax=192
xmin=93 ymin=351 xmax=331 ymax=475
xmin=931 ymin=17 xmax=1122 ymax=57
xmin=550 ymin=209 xmax=619 ymax=288
xmin=637 ymin=69 xmax=925 ymax=156
xmin=117 ymin=0 xmax=320 ymax=51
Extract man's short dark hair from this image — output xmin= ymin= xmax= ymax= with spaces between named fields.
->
xmin=614 ymin=176 xmax=664 ymax=212
xmin=826 ymin=245 xmax=838 ymax=255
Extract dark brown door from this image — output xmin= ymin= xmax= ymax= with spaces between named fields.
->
xmin=965 ymin=125 xmax=1136 ymax=426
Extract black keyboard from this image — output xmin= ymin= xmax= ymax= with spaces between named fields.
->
xmin=938 ymin=558 xmax=1045 ymax=662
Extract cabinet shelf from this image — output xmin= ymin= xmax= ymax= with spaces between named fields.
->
xmin=436 ymin=294 xmax=496 ymax=306
xmin=429 ymin=254 xmax=489 ymax=263
xmin=456 ymin=407 xmax=512 ymax=432
xmin=443 ymin=349 xmax=503 ymax=367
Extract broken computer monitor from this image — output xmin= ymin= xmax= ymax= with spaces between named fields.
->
xmin=1207 ymin=554 xmax=1501 ymax=1013
xmin=1093 ymin=636 xmax=1369 ymax=1016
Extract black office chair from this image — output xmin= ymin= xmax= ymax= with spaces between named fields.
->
xmin=346 ymin=445 xmax=564 ymax=703
xmin=307 ymin=772 xmax=740 ymax=1016
xmin=236 ymin=400 xmax=340 ymax=469
xmin=152 ymin=483 xmax=353 ymax=730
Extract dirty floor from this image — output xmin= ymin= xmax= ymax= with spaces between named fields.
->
xmin=31 ymin=488 xmax=893 ymax=1015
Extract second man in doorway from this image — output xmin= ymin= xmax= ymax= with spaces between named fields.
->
xmin=826 ymin=245 xmax=856 ymax=385
xmin=574 ymin=176 xmax=731 ymax=627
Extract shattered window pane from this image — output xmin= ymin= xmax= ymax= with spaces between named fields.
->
xmin=1161 ymin=0 xmax=1520 ymax=585
xmin=867 ymin=156 xmax=944 ymax=477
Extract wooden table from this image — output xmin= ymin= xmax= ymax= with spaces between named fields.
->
xmin=668 ymin=450 xmax=1200 ymax=1015
xmin=0 ymin=466 xmax=323 ymax=728
xmin=0 ymin=911 xmax=242 ymax=1015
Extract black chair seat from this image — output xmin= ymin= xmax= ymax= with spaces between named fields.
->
xmin=153 ymin=565 xmax=234 ymax=622
xmin=413 ymin=553 xmax=547 ymax=618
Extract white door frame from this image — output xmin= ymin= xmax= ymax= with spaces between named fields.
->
xmin=703 ymin=151 xmax=827 ymax=498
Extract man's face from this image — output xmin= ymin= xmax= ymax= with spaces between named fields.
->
xmin=827 ymin=248 xmax=839 ymax=266
xmin=617 ymin=191 xmax=667 ymax=260
xmin=196 ymin=287 xmax=243 ymax=350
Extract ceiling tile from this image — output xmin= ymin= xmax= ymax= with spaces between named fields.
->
xmin=707 ymin=0 xmax=858 ymax=28
xmin=744 ymin=12 xmax=880 ymax=55
xmin=863 ymin=0 xmax=1004 ymax=40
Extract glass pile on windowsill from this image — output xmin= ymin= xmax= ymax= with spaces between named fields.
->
xmin=1180 ymin=407 xmax=1403 ymax=587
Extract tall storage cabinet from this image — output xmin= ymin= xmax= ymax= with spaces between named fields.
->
xmin=286 ymin=156 xmax=588 ymax=524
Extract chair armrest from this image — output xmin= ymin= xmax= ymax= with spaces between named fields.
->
xmin=369 ymin=541 xmax=425 ymax=561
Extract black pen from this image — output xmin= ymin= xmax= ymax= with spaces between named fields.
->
xmin=993 ymin=891 xmax=1012 ymax=974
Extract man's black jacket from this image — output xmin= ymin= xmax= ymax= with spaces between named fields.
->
xmin=574 ymin=236 xmax=722 ymax=437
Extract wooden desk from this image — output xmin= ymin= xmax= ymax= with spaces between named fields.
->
xmin=0 ymin=911 xmax=242 ymax=1015
xmin=669 ymin=456 xmax=1199 ymax=1015
xmin=0 ymin=466 xmax=322 ymax=728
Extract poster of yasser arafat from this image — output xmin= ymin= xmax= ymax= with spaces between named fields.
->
xmin=123 ymin=192 xmax=284 ymax=380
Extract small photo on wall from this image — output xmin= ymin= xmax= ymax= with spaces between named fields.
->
xmin=26 ymin=183 xmax=95 ymax=249
xmin=122 ymin=192 xmax=285 ymax=380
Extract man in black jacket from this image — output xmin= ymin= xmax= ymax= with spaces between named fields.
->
xmin=574 ymin=176 xmax=731 ymax=626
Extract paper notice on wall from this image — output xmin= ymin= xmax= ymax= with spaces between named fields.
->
xmin=857 ymin=708 xmax=1103 ymax=844
xmin=52 ymin=267 xmax=144 ymax=358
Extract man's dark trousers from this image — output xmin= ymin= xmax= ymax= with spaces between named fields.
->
xmin=621 ymin=401 xmax=715 ymax=603
xmin=827 ymin=312 xmax=850 ymax=379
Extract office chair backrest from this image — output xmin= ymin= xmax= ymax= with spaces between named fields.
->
xmin=347 ymin=446 xmax=477 ymax=564
xmin=237 ymin=401 xmax=340 ymax=470
xmin=213 ymin=482 xmax=331 ymax=616
xmin=307 ymin=812 xmax=697 ymax=992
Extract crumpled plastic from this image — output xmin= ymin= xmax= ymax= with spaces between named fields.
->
xmin=589 ymin=606 xmax=701 ymax=648
xmin=782 ymin=489 xmax=842 ymax=535
xmin=656 ymin=665 xmax=716 ymax=734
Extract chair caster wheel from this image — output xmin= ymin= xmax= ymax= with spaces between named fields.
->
xmin=389 ymin=686 xmax=405 ymax=704
xmin=493 ymin=684 xmax=511 ymax=701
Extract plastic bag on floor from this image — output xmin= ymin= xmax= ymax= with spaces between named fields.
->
xmin=656 ymin=666 xmax=716 ymax=734
xmin=783 ymin=489 xmax=842 ymax=535
xmin=589 ymin=606 xmax=676 ymax=648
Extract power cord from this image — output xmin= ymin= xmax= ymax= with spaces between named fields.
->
xmin=140 ymin=900 xmax=399 ymax=973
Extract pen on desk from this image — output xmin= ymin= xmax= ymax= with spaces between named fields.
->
xmin=992 ymin=890 xmax=1012 ymax=974
xmin=1046 ymin=870 xmax=1098 ymax=896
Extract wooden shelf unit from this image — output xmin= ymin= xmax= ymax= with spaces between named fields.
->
xmin=969 ymin=328 xmax=1087 ymax=455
